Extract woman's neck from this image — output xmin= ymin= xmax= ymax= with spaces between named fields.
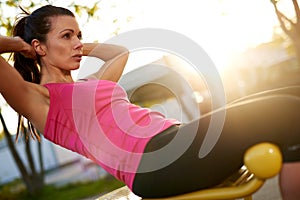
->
xmin=40 ymin=75 xmax=73 ymax=85
xmin=40 ymin=65 xmax=74 ymax=84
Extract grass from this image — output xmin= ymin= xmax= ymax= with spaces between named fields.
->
xmin=0 ymin=177 xmax=124 ymax=200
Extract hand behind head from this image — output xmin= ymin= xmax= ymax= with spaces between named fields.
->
xmin=17 ymin=37 xmax=37 ymax=60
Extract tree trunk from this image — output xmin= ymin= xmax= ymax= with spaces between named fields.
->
xmin=37 ymin=139 xmax=45 ymax=180
xmin=272 ymin=0 xmax=300 ymax=66
xmin=0 ymin=112 xmax=44 ymax=195
xmin=25 ymin=139 xmax=44 ymax=194
xmin=0 ymin=113 xmax=31 ymax=187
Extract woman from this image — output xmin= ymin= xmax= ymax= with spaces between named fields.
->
xmin=0 ymin=5 xmax=300 ymax=199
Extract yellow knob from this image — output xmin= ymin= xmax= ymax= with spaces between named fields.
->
xmin=244 ymin=143 xmax=282 ymax=179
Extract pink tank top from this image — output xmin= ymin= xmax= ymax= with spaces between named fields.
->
xmin=43 ymin=79 xmax=179 ymax=189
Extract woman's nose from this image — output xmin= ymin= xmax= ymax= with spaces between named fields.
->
xmin=74 ymin=38 xmax=83 ymax=50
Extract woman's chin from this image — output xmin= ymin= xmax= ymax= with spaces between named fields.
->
xmin=71 ymin=64 xmax=80 ymax=70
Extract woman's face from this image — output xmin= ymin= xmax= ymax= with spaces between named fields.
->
xmin=41 ymin=15 xmax=83 ymax=71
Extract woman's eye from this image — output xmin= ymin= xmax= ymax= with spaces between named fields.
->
xmin=63 ymin=33 xmax=71 ymax=39
xmin=77 ymin=33 xmax=82 ymax=40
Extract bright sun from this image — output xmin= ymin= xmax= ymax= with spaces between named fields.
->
xmin=83 ymin=0 xmax=287 ymax=72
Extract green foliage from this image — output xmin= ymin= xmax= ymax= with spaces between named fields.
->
xmin=0 ymin=0 xmax=100 ymax=36
xmin=270 ymin=0 xmax=280 ymax=4
xmin=72 ymin=1 xmax=100 ymax=18
xmin=0 ymin=179 xmax=25 ymax=200
xmin=0 ymin=177 xmax=124 ymax=200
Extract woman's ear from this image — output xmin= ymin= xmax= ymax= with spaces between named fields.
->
xmin=31 ymin=39 xmax=46 ymax=56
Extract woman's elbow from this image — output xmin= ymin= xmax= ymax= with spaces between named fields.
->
xmin=120 ymin=47 xmax=129 ymax=60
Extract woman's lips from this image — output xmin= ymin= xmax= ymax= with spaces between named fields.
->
xmin=72 ymin=54 xmax=82 ymax=62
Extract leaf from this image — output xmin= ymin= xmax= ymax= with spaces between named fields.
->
xmin=5 ymin=0 xmax=17 ymax=7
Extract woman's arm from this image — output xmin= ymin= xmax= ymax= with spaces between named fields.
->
xmin=0 ymin=36 xmax=36 ymax=57
xmin=83 ymin=43 xmax=129 ymax=82
xmin=0 ymin=36 xmax=35 ymax=98
xmin=0 ymin=36 xmax=48 ymax=132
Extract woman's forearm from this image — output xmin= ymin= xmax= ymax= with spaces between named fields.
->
xmin=0 ymin=36 xmax=36 ymax=59
xmin=0 ymin=36 xmax=24 ymax=54
xmin=0 ymin=36 xmax=28 ymax=93
xmin=83 ymin=43 xmax=128 ymax=61
xmin=82 ymin=43 xmax=129 ymax=82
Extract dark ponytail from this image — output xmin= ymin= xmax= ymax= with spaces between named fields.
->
xmin=12 ymin=5 xmax=75 ymax=141
xmin=12 ymin=15 xmax=41 ymax=84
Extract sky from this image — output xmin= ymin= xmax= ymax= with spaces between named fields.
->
xmin=72 ymin=0 xmax=290 ymax=70
xmin=0 ymin=0 xmax=295 ymax=134
xmin=68 ymin=0 xmax=295 ymax=76
xmin=0 ymin=0 xmax=293 ymax=69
